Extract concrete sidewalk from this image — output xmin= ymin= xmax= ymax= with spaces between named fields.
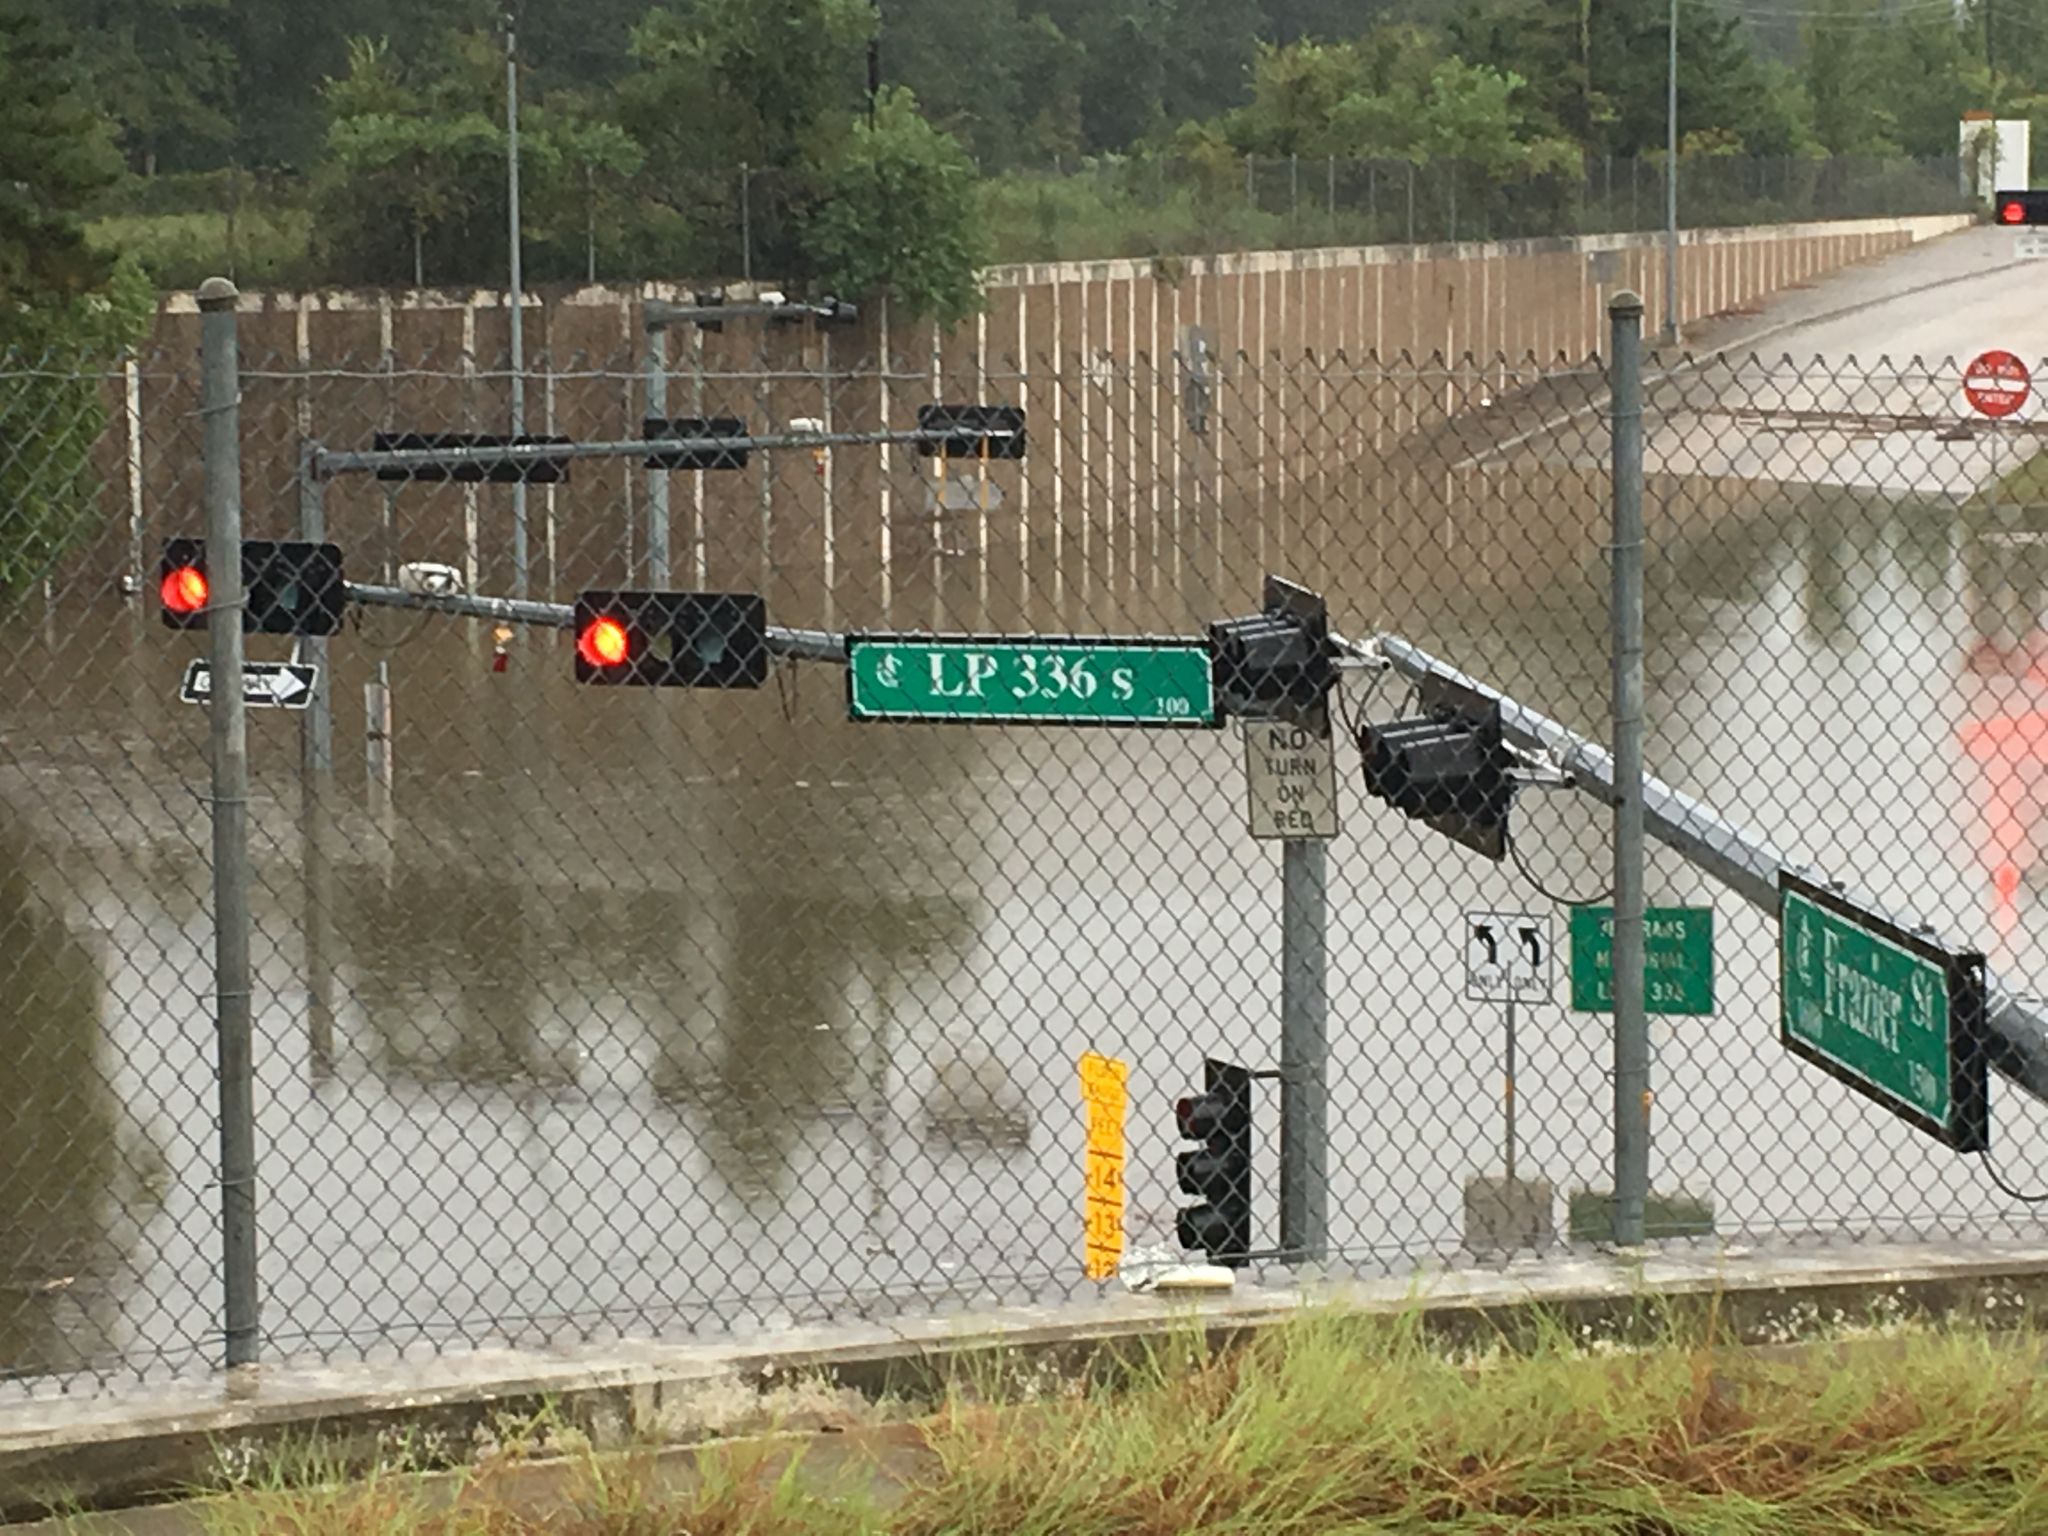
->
xmin=11 ymin=1236 xmax=2048 ymax=1526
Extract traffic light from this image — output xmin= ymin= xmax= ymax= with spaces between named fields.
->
xmin=1174 ymin=1058 xmax=1253 ymax=1265
xmin=1994 ymin=190 xmax=2048 ymax=226
xmin=915 ymin=404 xmax=1027 ymax=460
xmin=1208 ymin=576 xmax=1334 ymax=723
xmin=1357 ymin=673 xmax=1514 ymax=860
xmin=642 ymin=416 xmax=749 ymax=471
xmin=572 ymin=591 xmax=770 ymax=688
xmin=159 ymin=539 xmax=347 ymax=635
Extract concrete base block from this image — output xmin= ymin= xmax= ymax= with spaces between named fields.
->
xmin=1568 ymin=1188 xmax=1717 ymax=1244
xmin=1463 ymin=1174 xmax=1557 ymax=1256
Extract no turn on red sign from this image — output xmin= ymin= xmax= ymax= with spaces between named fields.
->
xmin=1963 ymin=350 xmax=2032 ymax=419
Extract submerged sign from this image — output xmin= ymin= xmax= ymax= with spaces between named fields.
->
xmin=1778 ymin=872 xmax=1988 ymax=1153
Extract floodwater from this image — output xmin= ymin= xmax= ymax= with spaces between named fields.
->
xmin=7 ymin=430 xmax=2048 ymax=1391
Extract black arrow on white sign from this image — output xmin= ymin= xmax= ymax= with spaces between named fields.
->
xmin=179 ymin=659 xmax=320 ymax=710
xmin=1519 ymin=925 xmax=1543 ymax=967
xmin=1473 ymin=924 xmax=1498 ymax=965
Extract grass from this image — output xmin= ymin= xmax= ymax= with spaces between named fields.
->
xmin=148 ymin=1300 xmax=2048 ymax=1536
xmin=1993 ymin=448 xmax=2048 ymax=511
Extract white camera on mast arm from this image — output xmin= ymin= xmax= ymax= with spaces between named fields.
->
xmin=397 ymin=561 xmax=464 ymax=598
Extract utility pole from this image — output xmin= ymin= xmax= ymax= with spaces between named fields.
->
xmin=505 ymin=7 xmax=529 ymax=598
xmin=1663 ymin=0 xmax=1679 ymax=347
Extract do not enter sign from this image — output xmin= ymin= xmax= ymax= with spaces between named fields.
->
xmin=1963 ymin=350 xmax=2032 ymax=419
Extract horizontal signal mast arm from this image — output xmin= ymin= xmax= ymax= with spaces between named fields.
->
xmin=1353 ymin=630 xmax=2048 ymax=1107
xmin=342 ymin=583 xmax=847 ymax=664
xmin=314 ymin=426 xmax=1012 ymax=479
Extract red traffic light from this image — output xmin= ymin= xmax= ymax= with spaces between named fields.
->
xmin=2002 ymin=200 xmax=2026 ymax=225
xmin=577 ymin=615 xmax=631 ymax=668
xmin=160 ymin=565 xmax=208 ymax=616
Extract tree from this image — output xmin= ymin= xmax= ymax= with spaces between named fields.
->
xmin=0 ymin=1 xmax=152 ymax=601
xmin=72 ymin=0 xmax=237 ymax=175
xmin=801 ymin=87 xmax=989 ymax=327
xmin=617 ymin=0 xmax=870 ymax=275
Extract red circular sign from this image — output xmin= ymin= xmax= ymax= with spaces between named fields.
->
xmin=1964 ymin=350 xmax=2032 ymax=419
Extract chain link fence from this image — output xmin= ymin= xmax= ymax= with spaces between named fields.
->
xmin=4 ymin=285 xmax=2048 ymax=1395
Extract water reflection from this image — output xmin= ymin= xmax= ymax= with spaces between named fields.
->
xmin=1957 ymin=530 xmax=2048 ymax=946
xmin=0 ymin=811 xmax=165 ymax=1378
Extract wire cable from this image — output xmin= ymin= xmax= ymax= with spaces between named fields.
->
xmin=1506 ymin=818 xmax=1614 ymax=907
xmin=1978 ymin=1147 xmax=2048 ymax=1203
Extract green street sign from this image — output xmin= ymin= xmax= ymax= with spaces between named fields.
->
xmin=845 ymin=635 xmax=1218 ymax=727
xmin=1778 ymin=873 xmax=1988 ymax=1153
xmin=1569 ymin=905 xmax=1715 ymax=1016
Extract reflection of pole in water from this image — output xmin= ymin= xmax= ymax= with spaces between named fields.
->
xmin=0 ymin=815 xmax=164 ymax=1377
xmin=861 ymin=975 xmax=896 ymax=1257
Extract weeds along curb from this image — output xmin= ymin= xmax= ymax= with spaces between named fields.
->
xmin=10 ymin=1254 xmax=2048 ymax=1522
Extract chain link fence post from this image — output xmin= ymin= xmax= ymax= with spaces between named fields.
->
xmin=1608 ymin=288 xmax=1650 ymax=1249
xmin=199 ymin=275 xmax=260 ymax=1366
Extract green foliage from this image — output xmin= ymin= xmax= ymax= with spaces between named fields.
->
xmin=0 ymin=0 xmax=151 ymax=601
xmin=0 ymin=257 xmax=152 ymax=601
xmin=72 ymin=0 xmax=237 ymax=175
xmin=803 ymin=88 xmax=989 ymax=327
xmin=0 ymin=1 xmax=125 ymax=308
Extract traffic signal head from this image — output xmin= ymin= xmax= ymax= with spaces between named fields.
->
xmin=915 ymin=403 xmax=1027 ymax=460
xmin=572 ymin=591 xmax=769 ymax=688
xmin=1208 ymin=575 xmax=1334 ymax=724
xmin=1994 ymin=190 xmax=2048 ymax=226
xmin=1174 ymin=1058 xmax=1253 ymax=1265
xmin=642 ymin=417 xmax=750 ymax=472
xmin=1357 ymin=673 xmax=1513 ymax=860
xmin=159 ymin=539 xmax=346 ymax=634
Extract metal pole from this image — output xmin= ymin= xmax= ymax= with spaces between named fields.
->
xmin=644 ymin=320 xmax=670 ymax=585
xmin=365 ymin=661 xmax=395 ymax=887
xmin=740 ymin=163 xmax=753 ymax=283
xmin=1279 ymin=834 xmax=1329 ymax=1265
xmin=505 ymin=9 xmax=529 ymax=598
xmin=1504 ymin=994 xmax=1517 ymax=1184
xmin=1608 ymin=289 xmax=1649 ymax=1248
xmin=1662 ymin=0 xmax=1680 ymax=346
xmin=298 ymin=450 xmax=335 ymax=1082
xmin=198 ymin=276 xmax=258 ymax=1368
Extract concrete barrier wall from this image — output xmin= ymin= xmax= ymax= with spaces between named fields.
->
xmin=100 ymin=212 xmax=1969 ymax=622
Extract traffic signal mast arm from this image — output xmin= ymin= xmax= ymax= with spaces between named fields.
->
xmin=343 ymin=582 xmax=848 ymax=664
xmin=1352 ymin=629 xmax=2048 ymax=1107
xmin=314 ymin=424 xmax=1007 ymax=480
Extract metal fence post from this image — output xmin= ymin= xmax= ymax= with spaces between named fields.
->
xmin=1608 ymin=289 xmax=1650 ymax=1248
xmin=298 ymin=446 xmax=335 ymax=1080
xmin=1279 ymin=835 xmax=1329 ymax=1264
xmin=199 ymin=276 xmax=259 ymax=1367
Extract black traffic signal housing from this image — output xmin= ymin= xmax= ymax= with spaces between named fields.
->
xmin=915 ymin=403 xmax=1027 ymax=460
xmin=1175 ymin=1057 xmax=1253 ymax=1265
xmin=573 ymin=590 xmax=769 ymax=688
xmin=159 ymin=538 xmax=346 ymax=635
xmin=369 ymin=431 xmax=572 ymax=483
xmin=1357 ymin=671 xmax=1514 ymax=860
xmin=1994 ymin=190 xmax=2048 ymax=226
xmin=643 ymin=416 xmax=749 ymax=471
xmin=1208 ymin=575 xmax=1335 ymax=725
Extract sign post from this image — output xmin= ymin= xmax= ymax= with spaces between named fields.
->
xmin=1779 ymin=872 xmax=1989 ymax=1153
xmin=1461 ymin=911 xmax=1553 ymax=1182
xmin=846 ymin=635 xmax=1217 ymax=726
